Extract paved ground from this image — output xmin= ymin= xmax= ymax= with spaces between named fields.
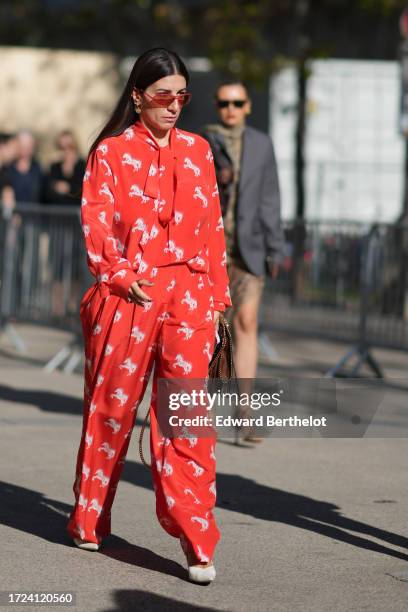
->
xmin=1 ymin=322 xmax=408 ymax=611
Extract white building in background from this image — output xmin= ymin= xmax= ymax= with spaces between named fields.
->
xmin=270 ymin=59 xmax=405 ymax=223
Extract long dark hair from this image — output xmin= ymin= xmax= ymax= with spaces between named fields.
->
xmin=88 ymin=47 xmax=190 ymax=157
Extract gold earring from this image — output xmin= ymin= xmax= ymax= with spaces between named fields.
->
xmin=133 ymin=98 xmax=141 ymax=114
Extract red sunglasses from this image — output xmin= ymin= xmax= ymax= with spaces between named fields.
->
xmin=136 ymin=88 xmax=192 ymax=108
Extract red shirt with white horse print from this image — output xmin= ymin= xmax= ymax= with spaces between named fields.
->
xmin=80 ymin=119 xmax=232 ymax=312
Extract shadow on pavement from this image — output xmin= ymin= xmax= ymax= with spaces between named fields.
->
xmin=121 ymin=460 xmax=408 ymax=562
xmin=97 ymin=537 xmax=186 ymax=581
xmin=0 ymin=480 xmax=184 ymax=580
xmin=1 ymin=434 xmax=408 ymax=564
xmin=0 ymin=384 xmax=83 ymax=415
xmin=101 ymin=590 xmax=222 ymax=611
xmin=0 ymin=385 xmax=148 ymax=427
xmin=215 ymin=472 xmax=408 ymax=561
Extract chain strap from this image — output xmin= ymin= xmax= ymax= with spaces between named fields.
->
xmin=139 ymin=314 xmax=234 ymax=469
xmin=138 ymin=407 xmax=151 ymax=468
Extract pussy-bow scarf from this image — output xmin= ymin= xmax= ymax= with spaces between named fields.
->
xmin=132 ymin=119 xmax=176 ymax=227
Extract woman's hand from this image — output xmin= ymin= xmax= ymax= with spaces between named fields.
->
xmin=127 ymin=279 xmax=154 ymax=304
xmin=213 ymin=310 xmax=221 ymax=331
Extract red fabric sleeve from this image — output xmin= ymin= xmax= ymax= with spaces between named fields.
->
xmin=81 ymin=146 xmax=142 ymax=301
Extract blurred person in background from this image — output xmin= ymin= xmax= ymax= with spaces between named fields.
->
xmin=44 ymin=129 xmax=85 ymax=205
xmin=0 ymin=133 xmax=18 ymax=214
xmin=4 ymin=129 xmax=44 ymax=204
xmin=0 ymin=132 xmax=18 ymax=166
xmin=0 ymin=134 xmax=18 ymax=293
xmin=201 ymin=80 xmax=285 ymax=444
xmin=0 ymin=133 xmax=21 ymax=311
xmin=43 ymin=130 xmax=86 ymax=316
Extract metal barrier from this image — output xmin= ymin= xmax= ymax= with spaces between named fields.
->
xmin=2 ymin=205 xmax=408 ymax=375
xmin=260 ymin=219 xmax=408 ymax=375
xmin=0 ymin=203 xmax=91 ymax=372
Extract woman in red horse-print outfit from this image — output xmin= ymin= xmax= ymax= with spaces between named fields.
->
xmin=66 ymin=48 xmax=232 ymax=583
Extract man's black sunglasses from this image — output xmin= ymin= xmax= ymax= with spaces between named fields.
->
xmin=216 ymin=99 xmax=247 ymax=109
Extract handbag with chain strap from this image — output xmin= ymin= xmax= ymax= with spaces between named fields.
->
xmin=138 ymin=313 xmax=236 ymax=468
xmin=208 ymin=312 xmax=236 ymax=381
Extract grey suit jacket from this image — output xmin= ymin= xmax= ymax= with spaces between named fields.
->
xmin=201 ymin=125 xmax=285 ymax=277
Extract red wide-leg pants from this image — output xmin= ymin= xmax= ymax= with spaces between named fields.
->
xmin=66 ymin=262 xmax=220 ymax=563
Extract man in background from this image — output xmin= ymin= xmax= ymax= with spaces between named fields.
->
xmin=201 ymin=80 xmax=285 ymax=443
